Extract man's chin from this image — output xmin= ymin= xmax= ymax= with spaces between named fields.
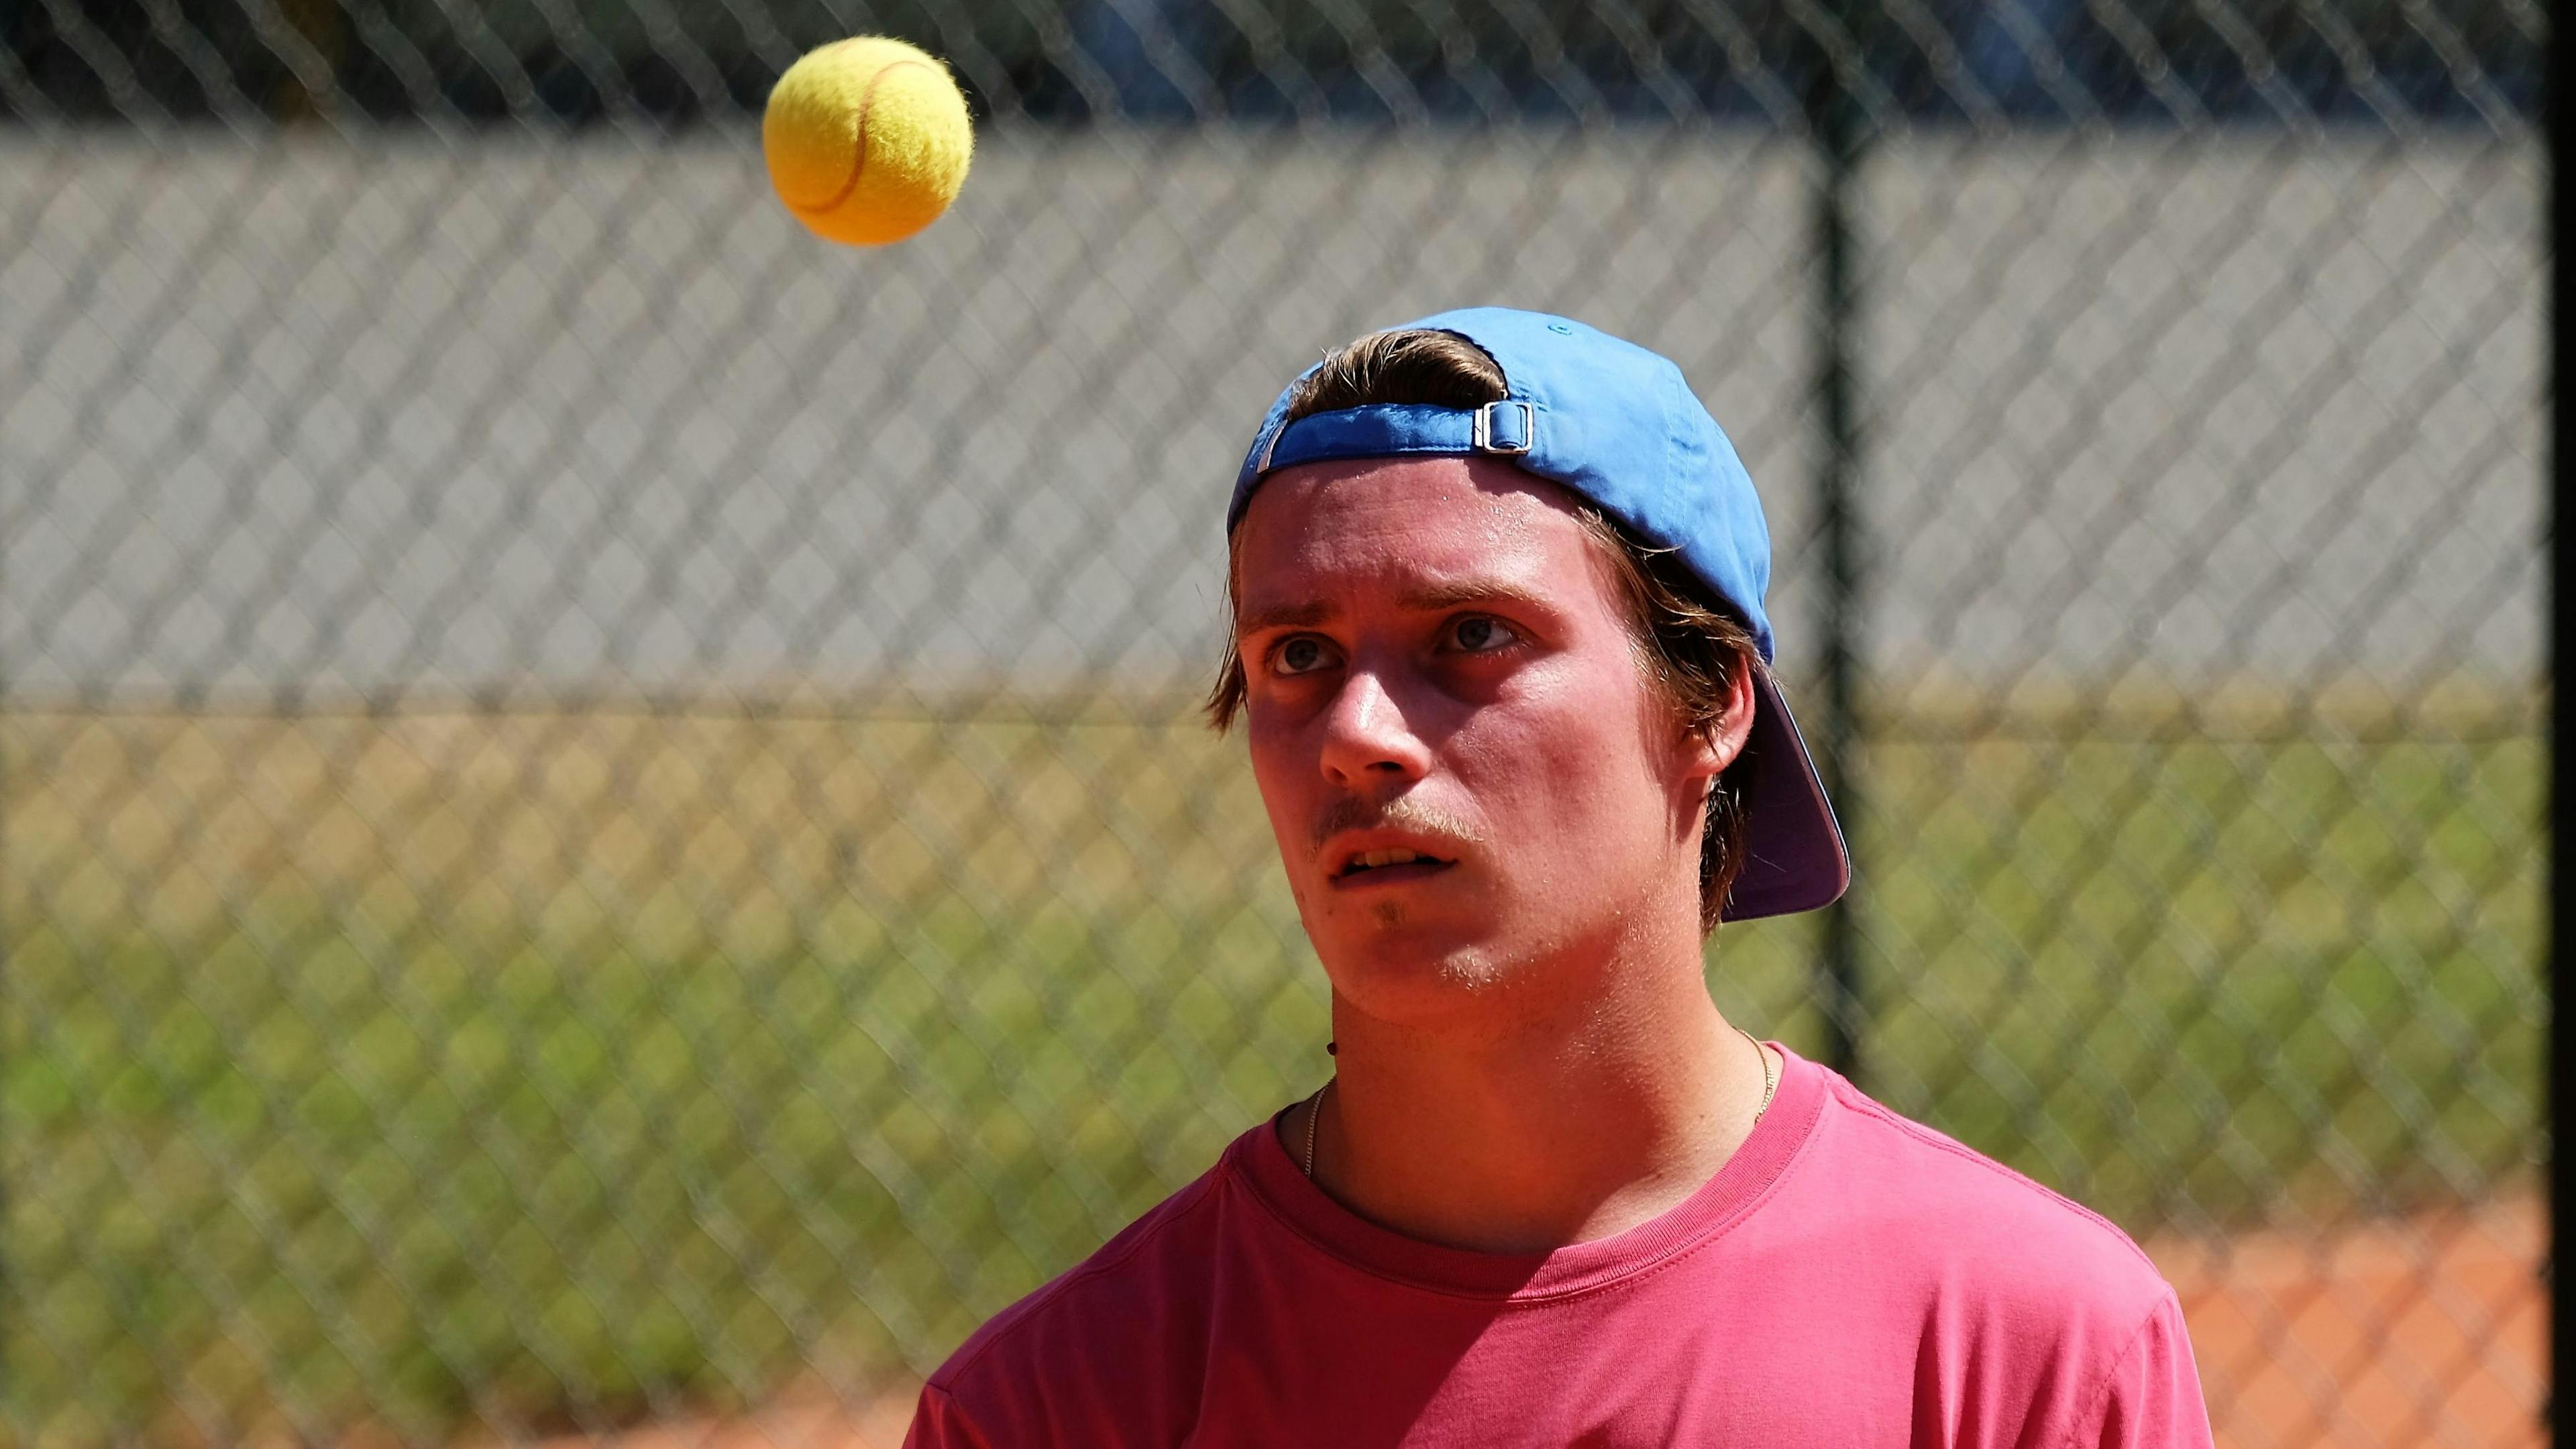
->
xmin=1311 ymin=930 xmax=1523 ymax=1020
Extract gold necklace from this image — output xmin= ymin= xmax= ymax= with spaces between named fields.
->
xmin=1298 ymin=1030 xmax=1778 ymax=1182
xmin=1302 ymin=1078 xmax=1328 ymax=1178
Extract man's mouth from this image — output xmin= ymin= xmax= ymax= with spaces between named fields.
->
xmin=1331 ymin=848 xmax=1458 ymax=884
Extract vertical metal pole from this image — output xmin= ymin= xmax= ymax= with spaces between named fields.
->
xmin=2546 ymin=15 xmax=2567 ymax=1436
xmin=1809 ymin=19 xmax=1868 ymax=1081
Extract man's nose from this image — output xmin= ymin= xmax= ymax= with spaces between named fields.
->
xmin=1318 ymin=665 xmax=1433 ymax=788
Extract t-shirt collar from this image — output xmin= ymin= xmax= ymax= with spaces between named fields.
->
xmin=1229 ymin=1042 xmax=1829 ymax=1301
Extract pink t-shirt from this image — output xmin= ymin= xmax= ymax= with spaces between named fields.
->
xmin=905 ymin=1045 xmax=2212 ymax=1447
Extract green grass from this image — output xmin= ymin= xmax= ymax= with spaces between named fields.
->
xmin=0 ymin=696 xmax=2542 ymax=1445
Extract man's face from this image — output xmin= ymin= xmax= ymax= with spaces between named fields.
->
xmin=1231 ymin=455 xmax=1722 ymax=1028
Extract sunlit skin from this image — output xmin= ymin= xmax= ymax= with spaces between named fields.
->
xmin=1233 ymin=454 xmax=1776 ymax=1254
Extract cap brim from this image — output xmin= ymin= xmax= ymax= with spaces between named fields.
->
xmin=1719 ymin=673 xmax=1851 ymax=921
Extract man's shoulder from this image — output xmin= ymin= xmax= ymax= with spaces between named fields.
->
xmin=924 ymin=1132 xmax=1248 ymax=1403
xmin=1801 ymin=1067 xmax=2175 ymax=1327
xmin=1792 ymin=1070 xmax=2210 ymax=1443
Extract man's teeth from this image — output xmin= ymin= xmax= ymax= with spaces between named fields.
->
xmin=1354 ymin=849 xmax=1424 ymax=869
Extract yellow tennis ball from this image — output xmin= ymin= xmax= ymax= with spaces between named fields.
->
xmin=763 ymin=37 xmax=973 ymax=247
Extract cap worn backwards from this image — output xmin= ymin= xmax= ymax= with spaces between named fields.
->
xmin=1226 ymin=306 xmax=1850 ymax=921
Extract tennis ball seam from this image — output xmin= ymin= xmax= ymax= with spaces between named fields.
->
xmin=790 ymin=58 xmax=932 ymax=221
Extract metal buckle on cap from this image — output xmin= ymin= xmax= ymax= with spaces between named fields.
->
xmin=1474 ymin=400 xmax=1534 ymax=455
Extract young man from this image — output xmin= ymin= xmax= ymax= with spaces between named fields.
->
xmin=904 ymin=309 xmax=2212 ymax=1446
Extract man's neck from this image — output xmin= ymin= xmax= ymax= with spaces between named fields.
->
xmin=1281 ymin=947 xmax=1775 ymax=1256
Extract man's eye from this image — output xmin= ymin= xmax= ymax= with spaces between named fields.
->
xmin=1273 ymin=637 xmax=1334 ymax=675
xmin=1448 ymin=616 xmax=1515 ymax=653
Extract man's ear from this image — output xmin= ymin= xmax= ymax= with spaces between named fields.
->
xmin=1682 ymin=659 xmax=1760 ymax=789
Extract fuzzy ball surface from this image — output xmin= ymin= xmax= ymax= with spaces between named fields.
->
xmin=763 ymin=38 xmax=973 ymax=247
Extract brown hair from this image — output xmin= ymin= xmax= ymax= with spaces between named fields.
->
xmin=1208 ymin=328 xmax=1765 ymax=931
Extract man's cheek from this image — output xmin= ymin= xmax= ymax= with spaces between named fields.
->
xmin=1247 ymin=751 xmax=1305 ymax=841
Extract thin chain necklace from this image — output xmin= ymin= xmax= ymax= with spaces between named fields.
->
xmin=1298 ymin=1027 xmax=1780 ymax=1181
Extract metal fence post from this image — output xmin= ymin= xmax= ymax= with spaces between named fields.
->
xmin=2547 ymin=23 xmax=2568 ymax=1434
xmin=1809 ymin=5 xmax=1869 ymax=1083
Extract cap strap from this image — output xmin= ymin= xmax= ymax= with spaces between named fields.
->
xmin=1253 ymin=400 xmax=1536 ymax=482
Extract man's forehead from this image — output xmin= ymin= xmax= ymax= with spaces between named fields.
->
xmin=1235 ymin=455 xmax=1586 ymax=558
xmin=1230 ymin=457 xmax=1603 ymax=619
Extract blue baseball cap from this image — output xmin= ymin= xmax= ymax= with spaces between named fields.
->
xmin=1226 ymin=307 xmax=1849 ymax=921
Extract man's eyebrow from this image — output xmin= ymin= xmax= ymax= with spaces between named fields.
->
xmin=1400 ymin=580 xmax=1548 ymax=613
xmin=1235 ymin=599 xmax=1331 ymax=635
xmin=1236 ymin=582 xmax=1548 ymax=636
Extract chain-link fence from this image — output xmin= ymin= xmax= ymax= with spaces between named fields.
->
xmin=0 ymin=1 xmax=2546 ymax=1445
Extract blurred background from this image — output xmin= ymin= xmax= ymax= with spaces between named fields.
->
xmin=0 ymin=0 xmax=2545 ymax=1444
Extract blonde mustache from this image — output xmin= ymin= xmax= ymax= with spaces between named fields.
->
xmin=1308 ymin=794 xmax=1486 ymax=859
